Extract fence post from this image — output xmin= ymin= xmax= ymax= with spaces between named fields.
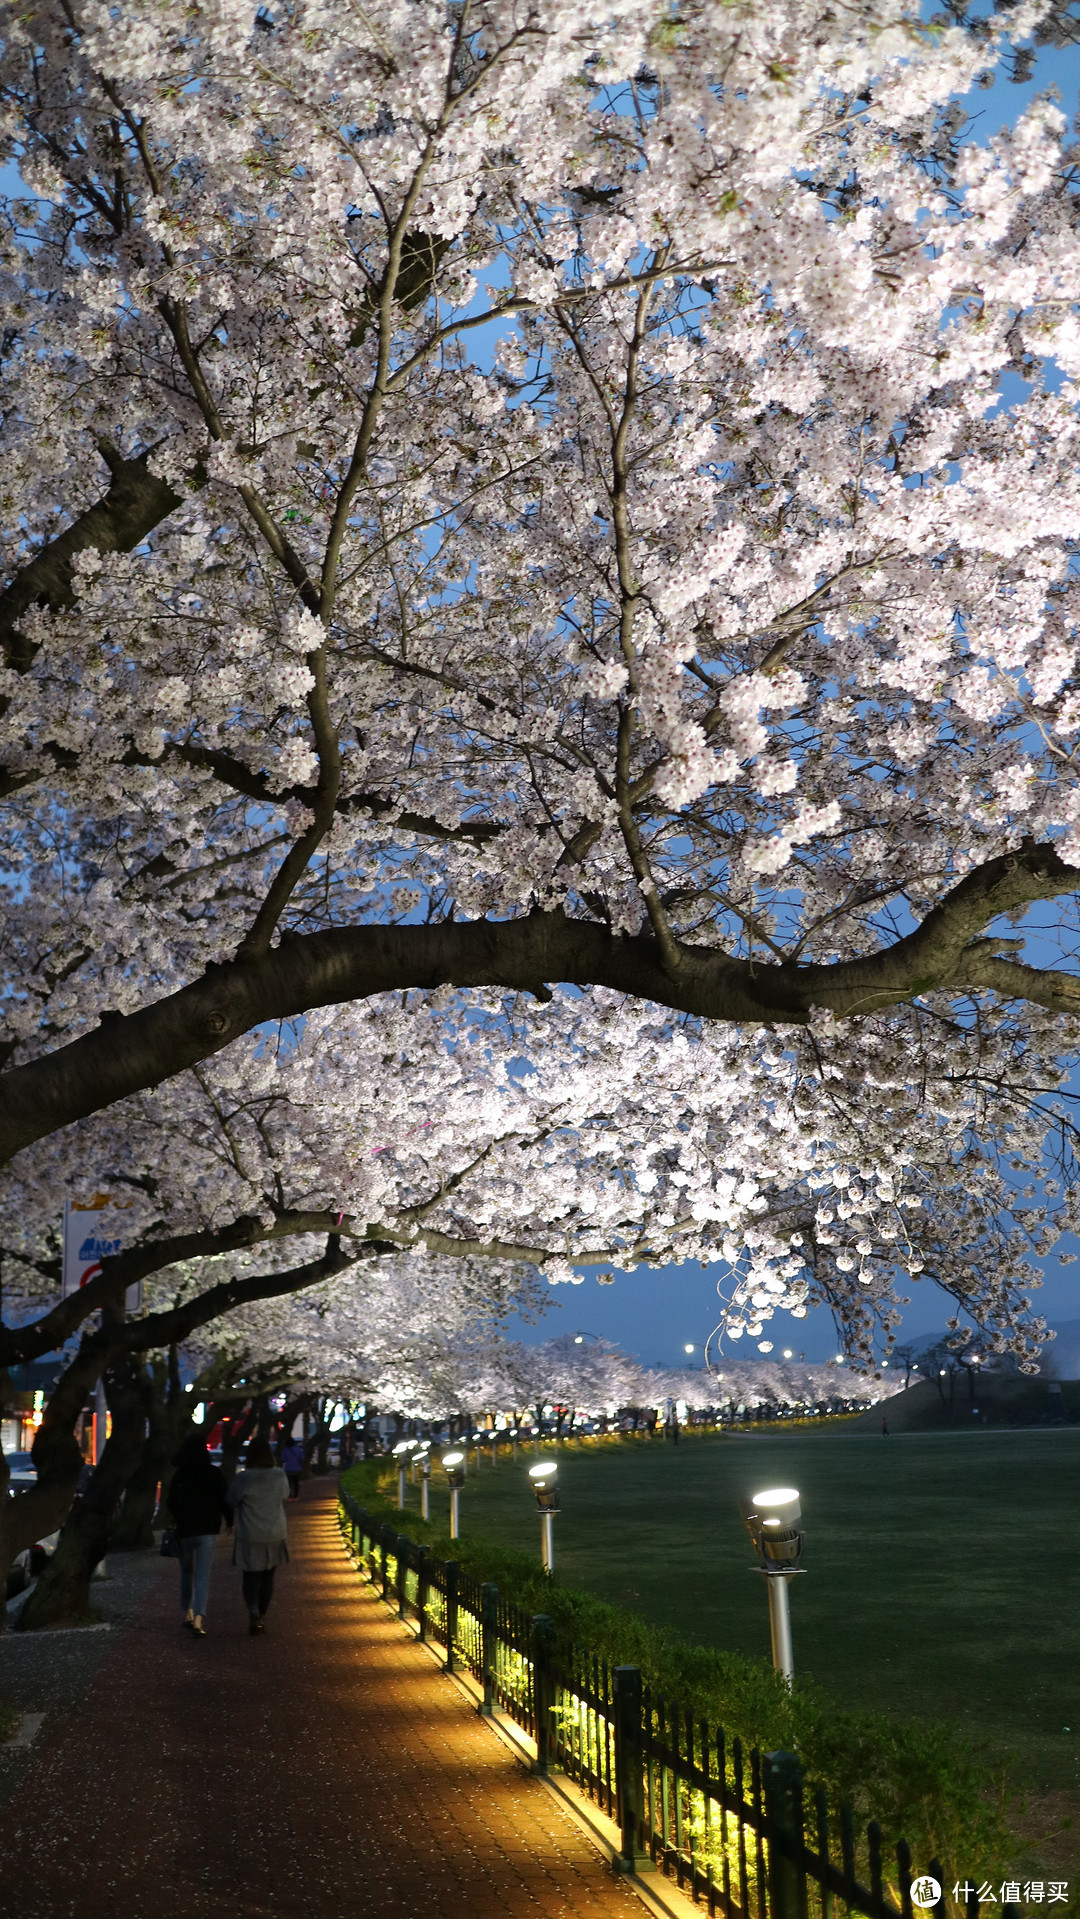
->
xmin=480 ymin=1582 xmax=498 ymax=1715
xmin=397 ymin=1535 xmax=411 ymax=1618
xmin=379 ymin=1521 xmax=393 ymax=1600
xmin=764 ymin=1749 xmax=806 ymax=1919
xmin=416 ymin=1545 xmax=430 ymax=1642
xmin=531 ymin=1613 xmax=555 ymax=1773
xmin=357 ymin=1507 xmax=370 ymax=1576
xmin=444 ymin=1559 xmax=459 ymax=1673
xmin=613 ymin=1665 xmax=645 ymax=1872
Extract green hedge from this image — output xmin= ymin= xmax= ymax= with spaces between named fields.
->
xmin=340 ymin=1458 xmax=1014 ymax=1876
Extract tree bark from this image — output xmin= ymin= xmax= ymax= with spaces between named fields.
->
xmin=310 ymin=1399 xmax=334 ymax=1475
xmin=0 ymin=1339 xmax=103 ymax=1612
xmin=0 ymin=447 xmax=183 ymax=675
xmin=19 ymin=1346 xmax=148 ymax=1630
xmin=109 ymin=1352 xmax=194 ymax=1552
xmin=223 ymin=1404 xmax=256 ymax=1482
xmin=107 ymin=1357 xmax=162 ymax=1553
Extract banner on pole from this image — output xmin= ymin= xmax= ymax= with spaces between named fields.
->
xmin=63 ymin=1196 xmax=141 ymax=1312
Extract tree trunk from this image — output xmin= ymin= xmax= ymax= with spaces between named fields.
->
xmin=19 ymin=1348 xmax=148 ymax=1631
xmin=310 ymin=1398 xmax=334 ymax=1475
xmin=108 ymin=1357 xmax=162 ymax=1552
xmin=221 ymin=1401 xmax=258 ymax=1482
xmin=0 ymin=1337 xmax=105 ymax=1614
xmin=111 ymin=1349 xmax=193 ymax=1552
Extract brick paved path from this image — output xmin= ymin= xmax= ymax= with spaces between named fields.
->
xmin=0 ymin=1488 xmax=646 ymax=1919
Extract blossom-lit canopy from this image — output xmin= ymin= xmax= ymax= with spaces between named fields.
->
xmin=3 ymin=0 xmax=1080 ymax=1361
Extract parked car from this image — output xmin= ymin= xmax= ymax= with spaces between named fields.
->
xmin=4 ymin=1450 xmax=36 ymax=1491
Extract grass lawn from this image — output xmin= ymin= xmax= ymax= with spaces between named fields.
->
xmin=406 ymin=1426 xmax=1080 ymax=1800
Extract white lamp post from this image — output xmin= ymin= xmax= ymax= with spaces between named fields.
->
xmin=529 ymin=1461 xmax=559 ymax=1572
xmin=739 ymin=1486 xmax=804 ymax=1684
xmin=393 ymin=1438 xmax=411 ymax=1509
xmin=442 ymin=1450 xmax=466 ymax=1538
xmin=413 ymin=1442 xmax=431 ymax=1519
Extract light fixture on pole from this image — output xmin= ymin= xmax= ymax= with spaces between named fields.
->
xmin=442 ymin=1450 xmax=466 ymax=1539
xmin=739 ymin=1486 xmax=804 ymax=1685
xmin=529 ymin=1461 xmax=559 ymax=1573
xmin=413 ymin=1442 xmax=431 ymax=1519
xmin=393 ymin=1439 xmax=411 ymax=1510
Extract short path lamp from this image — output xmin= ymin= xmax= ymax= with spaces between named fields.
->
xmin=529 ymin=1461 xmax=560 ymax=1573
xmin=393 ymin=1439 xmax=411 ymax=1510
xmin=413 ymin=1442 xmax=431 ymax=1520
xmin=739 ymin=1486 xmax=804 ymax=1685
xmin=443 ymin=1450 xmax=466 ymax=1539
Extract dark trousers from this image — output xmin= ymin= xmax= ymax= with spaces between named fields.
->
xmin=242 ymin=1568 xmax=276 ymax=1615
xmin=287 ymin=1473 xmax=301 ymax=1499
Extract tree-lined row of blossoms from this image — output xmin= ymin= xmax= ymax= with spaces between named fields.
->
xmin=4 ymin=0 xmax=1080 ymax=1615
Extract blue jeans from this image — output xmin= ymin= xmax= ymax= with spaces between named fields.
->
xmin=179 ymin=1534 xmax=216 ymax=1617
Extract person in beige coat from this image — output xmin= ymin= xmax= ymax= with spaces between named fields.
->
xmin=226 ymin=1436 xmax=290 ymax=1635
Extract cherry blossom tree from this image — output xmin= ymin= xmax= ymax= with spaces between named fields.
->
xmin=7 ymin=983 xmax=1073 ymax=1394
xmin=188 ymin=1251 xmax=546 ymax=1419
xmin=643 ymin=1359 xmax=896 ymax=1418
xmin=3 ymin=1 xmax=1080 ymax=1394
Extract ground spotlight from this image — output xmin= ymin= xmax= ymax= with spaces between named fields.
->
xmin=392 ymin=1439 xmax=411 ymax=1509
xmin=529 ymin=1461 xmax=559 ymax=1572
xmin=413 ymin=1441 xmax=431 ymax=1519
xmin=739 ymin=1485 xmax=804 ymax=1683
xmin=442 ymin=1450 xmax=466 ymax=1538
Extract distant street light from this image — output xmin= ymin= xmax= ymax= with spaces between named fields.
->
xmin=529 ymin=1461 xmax=559 ymax=1572
xmin=684 ymin=1343 xmax=695 ymax=1354
xmin=739 ymin=1486 xmax=804 ymax=1684
xmin=442 ymin=1450 xmax=466 ymax=1538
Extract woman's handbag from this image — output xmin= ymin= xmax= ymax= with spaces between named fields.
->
xmin=159 ymin=1526 xmax=179 ymax=1558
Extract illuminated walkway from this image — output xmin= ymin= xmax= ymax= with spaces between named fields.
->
xmin=0 ymin=1488 xmax=646 ymax=1919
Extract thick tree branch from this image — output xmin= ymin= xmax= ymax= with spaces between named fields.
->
xmin=0 ymin=446 xmax=182 ymax=672
xmin=108 ymin=1235 xmax=356 ymax=1356
xmin=3 ymin=841 xmax=1080 ymax=1164
xmin=1 ymin=1214 xmax=268 ymax=1367
xmin=1 ymin=1202 xmax=548 ymax=1369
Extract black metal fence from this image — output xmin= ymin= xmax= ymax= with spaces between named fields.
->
xmin=338 ymin=1489 xmax=984 ymax=1919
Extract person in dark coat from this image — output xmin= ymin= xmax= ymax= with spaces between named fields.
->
xmin=167 ymin=1432 xmax=232 ymax=1636
xmin=227 ymin=1436 xmax=291 ymax=1635
xmin=281 ymin=1437 xmax=305 ymax=1499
